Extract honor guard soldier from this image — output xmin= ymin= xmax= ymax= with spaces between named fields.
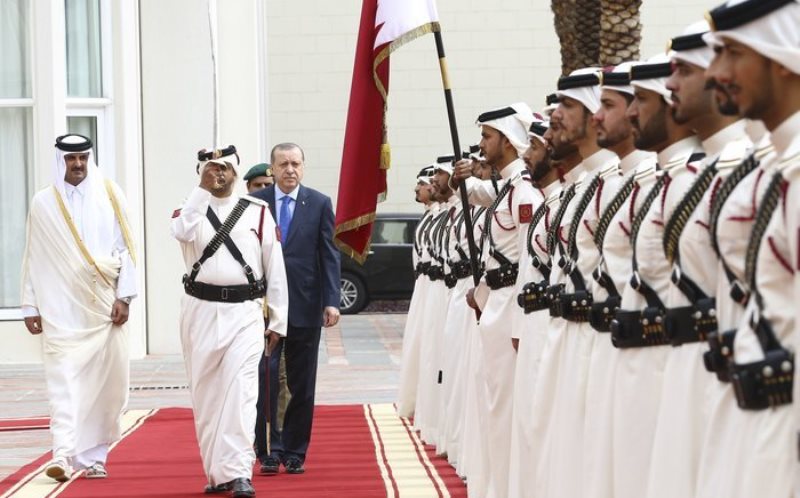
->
xmin=508 ymin=117 xmax=562 ymax=497
xmin=609 ymin=55 xmax=704 ymax=498
xmin=414 ymin=157 xmax=459 ymax=448
xmin=581 ymin=62 xmax=657 ymax=498
xmin=172 ymin=145 xmax=288 ymax=497
xmin=695 ymin=1 xmax=800 ymax=496
xmin=590 ymin=63 xmax=661 ymax=498
xmin=527 ymin=101 xmax=585 ymax=495
xmin=538 ymin=66 xmax=624 ymax=498
xmin=453 ymin=102 xmax=538 ymax=498
xmin=397 ymin=166 xmax=437 ymax=418
xmin=644 ymin=20 xmax=753 ymax=498
xmin=455 ymin=151 xmax=494 ymax=494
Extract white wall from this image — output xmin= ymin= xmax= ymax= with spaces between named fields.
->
xmin=264 ymin=0 xmax=722 ymax=214
xmin=4 ymin=0 xmax=723 ymax=362
xmin=139 ymin=0 xmax=265 ymax=354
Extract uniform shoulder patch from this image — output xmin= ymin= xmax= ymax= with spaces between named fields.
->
xmin=172 ymin=208 xmax=182 ymax=218
xmin=242 ymin=194 xmax=268 ymax=207
xmin=519 ymin=203 xmax=533 ymax=224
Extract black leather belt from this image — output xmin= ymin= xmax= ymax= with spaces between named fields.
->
xmin=183 ymin=276 xmax=265 ymax=303
xmin=428 ymin=265 xmax=444 ymax=281
xmin=450 ymin=260 xmax=472 ymax=280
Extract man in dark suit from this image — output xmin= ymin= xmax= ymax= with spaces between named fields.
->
xmin=252 ymin=143 xmax=341 ymax=475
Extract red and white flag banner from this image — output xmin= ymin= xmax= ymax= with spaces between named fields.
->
xmin=334 ymin=0 xmax=440 ymax=263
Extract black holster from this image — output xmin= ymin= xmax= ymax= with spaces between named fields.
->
xmin=444 ymin=273 xmax=457 ymax=288
xmin=547 ymin=284 xmax=566 ymax=317
xmin=590 ymin=296 xmax=620 ymax=332
xmin=517 ymin=280 xmax=550 ymax=314
xmin=560 ymin=290 xmax=593 ymax=323
xmin=485 ymin=263 xmax=519 ymax=290
xmin=703 ymin=329 xmax=736 ymax=383
xmin=610 ymin=307 xmax=670 ymax=349
xmin=731 ymin=349 xmax=794 ymax=410
xmin=664 ymin=298 xmax=718 ymax=346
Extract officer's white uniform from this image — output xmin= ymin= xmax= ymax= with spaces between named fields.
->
xmin=172 ymin=177 xmax=288 ymax=487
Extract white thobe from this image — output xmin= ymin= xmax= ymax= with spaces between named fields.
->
xmin=20 ymin=178 xmax=137 ymax=468
xmin=701 ymin=113 xmax=800 ymax=498
xmin=455 ymin=207 xmax=491 ymax=493
xmin=646 ymin=122 xmax=751 ymax=498
xmin=172 ymin=187 xmax=288 ymax=486
xmin=611 ymin=136 xmax=703 ymax=498
xmin=538 ymin=149 xmax=620 ymax=498
xmin=397 ymin=204 xmax=438 ymax=417
xmin=436 ymin=198 xmax=470 ymax=460
xmin=582 ymin=150 xmax=656 ymax=498
xmin=528 ymin=165 xmax=584 ymax=497
xmin=695 ymin=137 xmax=777 ymax=498
xmin=508 ymin=179 xmax=560 ymax=498
xmin=415 ymin=201 xmax=456 ymax=446
xmin=466 ymin=160 xmax=541 ymax=498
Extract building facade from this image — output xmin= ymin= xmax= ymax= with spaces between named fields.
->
xmin=0 ymin=0 xmax=719 ymax=362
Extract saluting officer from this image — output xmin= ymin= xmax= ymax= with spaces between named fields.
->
xmin=172 ymin=146 xmax=288 ymax=497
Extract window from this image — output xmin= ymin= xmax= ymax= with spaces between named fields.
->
xmin=65 ymin=0 xmax=113 ymax=177
xmin=371 ymin=220 xmax=411 ymax=245
xmin=0 ymin=0 xmax=33 ymax=311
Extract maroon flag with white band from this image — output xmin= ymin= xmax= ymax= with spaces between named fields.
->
xmin=334 ymin=0 xmax=440 ymax=264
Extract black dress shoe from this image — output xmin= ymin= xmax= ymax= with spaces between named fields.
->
xmin=284 ymin=457 xmax=305 ymax=474
xmin=231 ymin=477 xmax=255 ymax=498
xmin=259 ymin=455 xmax=280 ymax=475
xmin=203 ymin=482 xmax=231 ymax=494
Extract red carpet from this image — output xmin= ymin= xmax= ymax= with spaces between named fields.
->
xmin=1 ymin=405 xmax=467 ymax=498
xmin=0 ymin=417 xmax=49 ymax=432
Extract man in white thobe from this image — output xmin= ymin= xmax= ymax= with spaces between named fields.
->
xmin=21 ymin=134 xmax=137 ymax=482
xmin=454 ymin=102 xmax=540 ymax=498
xmin=397 ymin=166 xmax=437 ymax=418
xmin=172 ymin=146 xmax=288 ymax=497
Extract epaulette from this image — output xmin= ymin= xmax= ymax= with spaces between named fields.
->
xmin=716 ymin=138 xmax=752 ymax=171
xmin=241 ymin=194 xmax=269 ymax=207
xmin=513 ymin=169 xmax=532 ymax=186
xmin=777 ymin=150 xmax=800 ymax=173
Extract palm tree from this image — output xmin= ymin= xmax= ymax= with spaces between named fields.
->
xmin=551 ymin=0 xmax=641 ymax=75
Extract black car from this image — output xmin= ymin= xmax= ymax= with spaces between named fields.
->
xmin=339 ymin=213 xmax=420 ymax=314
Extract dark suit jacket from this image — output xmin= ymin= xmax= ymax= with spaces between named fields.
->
xmin=251 ymin=184 xmax=341 ymax=328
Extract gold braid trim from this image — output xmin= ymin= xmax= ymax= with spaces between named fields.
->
xmin=372 ymin=21 xmax=441 ymax=171
xmin=52 ymin=186 xmax=112 ymax=287
xmin=104 ymin=179 xmax=137 ymax=266
xmin=334 ymin=211 xmax=379 ymax=265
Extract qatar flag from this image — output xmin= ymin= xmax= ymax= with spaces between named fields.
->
xmin=334 ymin=0 xmax=440 ymax=263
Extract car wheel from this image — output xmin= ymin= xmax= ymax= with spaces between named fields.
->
xmin=340 ymin=273 xmax=367 ymax=314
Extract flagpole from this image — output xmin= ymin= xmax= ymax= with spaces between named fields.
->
xmin=432 ymin=31 xmax=481 ymax=288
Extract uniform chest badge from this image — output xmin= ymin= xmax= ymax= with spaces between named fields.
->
xmin=519 ymin=204 xmax=533 ymax=224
